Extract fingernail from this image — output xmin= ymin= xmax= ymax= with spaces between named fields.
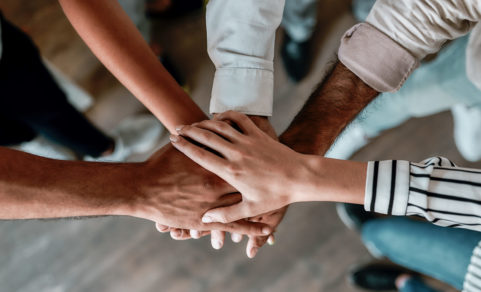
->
xmin=211 ymin=239 xmax=222 ymax=250
xmin=169 ymin=135 xmax=179 ymax=143
xmin=231 ymin=233 xmax=242 ymax=243
xmin=262 ymin=227 xmax=271 ymax=235
xmin=202 ymin=215 xmax=213 ymax=223
xmin=248 ymin=247 xmax=258 ymax=258
xmin=190 ymin=230 xmax=200 ymax=239
xmin=268 ymin=236 xmax=275 ymax=246
xmin=175 ymin=125 xmax=184 ymax=133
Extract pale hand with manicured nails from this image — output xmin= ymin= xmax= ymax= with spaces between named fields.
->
xmin=170 ymin=111 xmax=318 ymax=224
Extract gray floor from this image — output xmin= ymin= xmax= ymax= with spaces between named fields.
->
xmin=0 ymin=0 xmax=474 ymax=291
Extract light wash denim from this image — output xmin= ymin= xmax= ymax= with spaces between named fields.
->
xmin=362 ymin=217 xmax=481 ymax=290
xmin=282 ymin=0 xmax=319 ymax=42
xmin=350 ymin=0 xmax=481 ymax=138
xmin=401 ymin=277 xmax=440 ymax=292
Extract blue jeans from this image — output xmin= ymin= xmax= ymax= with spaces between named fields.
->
xmin=349 ymin=0 xmax=481 ymax=138
xmin=362 ymin=217 xmax=481 ymax=291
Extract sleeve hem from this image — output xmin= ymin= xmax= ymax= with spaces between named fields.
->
xmin=338 ymin=23 xmax=419 ymax=93
xmin=210 ymin=68 xmax=273 ymax=116
xmin=364 ymin=160 xmax=410 ymax=215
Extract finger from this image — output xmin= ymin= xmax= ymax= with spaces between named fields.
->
xmin=246 ymin=235 xmax=268 ymax=259
xmin=210 ymin=230 xmax=225 ymax=250
xmin=193 ymin=120 xmax=243 ymax=142
xmin=155 ymin=223 xmax=170 ymax=233
xmin=205 ymin=220 xmax=271 ymax=237
xmin=267 ymin=234 xmax=275 ymax=245
xmin=231 ymin=233 xmax=243 ymax=243
xmin=190 ymin=230 xmax=211 ymax=239
xmin=170 ymin=229 xmax=192 ymax=240
xmin=215 ymin=110 xmax=258 ymax=135
xmin=170 ymin=134 xmax=227 ymax=175
xmin=176 ymin=125 xmax=235 ymax=157
xmin=202 ymin=202 xmax=259 ymax=224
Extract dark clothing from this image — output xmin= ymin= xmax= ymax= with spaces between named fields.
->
xmin=0 ymin=13 xmax=112 ymax=157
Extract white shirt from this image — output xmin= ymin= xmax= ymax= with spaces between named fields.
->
xmin=206 ymin=0 xmax=285 ymax=116
xmin=338 ymin=0 xmax=481 ymax=92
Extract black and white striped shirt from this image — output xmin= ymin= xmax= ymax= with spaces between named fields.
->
xmin=364 ymin=157 xmax=481 ymax=291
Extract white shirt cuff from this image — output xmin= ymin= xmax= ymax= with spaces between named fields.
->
xmin=210 ymin=68 xmax=273 ymax=116
xmin=338 ymin=23 xmax=419 ymax=92
xmin=364 ymin=160 xmax=410 ymax=215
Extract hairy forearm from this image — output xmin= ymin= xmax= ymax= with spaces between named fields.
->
xmin=58 ymin=0 xmax=207 ymax=132
xmin=280 ymin=61 xmax=379 ymax=155
xmin=0 ymin=147 xmax=138 ymax=219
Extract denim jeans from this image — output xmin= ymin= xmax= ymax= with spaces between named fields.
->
xmin=401 ymin=277 xmax=439 ymax=292
xmin=349 ymin=0 xmax=481 ymax=138
xmin=282 ymin=0 xmax=319 ymax=42
xmin=362 ymin=217 xmax=481 ymax=290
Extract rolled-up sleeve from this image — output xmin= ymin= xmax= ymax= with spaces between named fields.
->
xmin=338 ymin=0 xmax=481 ymax=93
xmin=206 ymin=0 xmax=285 ymax=116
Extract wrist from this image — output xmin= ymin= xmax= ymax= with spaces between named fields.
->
xmin=290 ymin=156 xmax=367 ymax=204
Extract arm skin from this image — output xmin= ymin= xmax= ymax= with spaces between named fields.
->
xmin=280 ymin=61 xmax=379 ymax=155
xmin=0 ymin=145 xmax=274 ymax=238
xmin=58 ymin=0 xmax=280 ymax=256
xmin=58 ymin=0 xmax=206 ymax=133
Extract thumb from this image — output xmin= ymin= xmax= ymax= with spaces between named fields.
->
xmin=202 ymin=202 xmax=254 ymax=224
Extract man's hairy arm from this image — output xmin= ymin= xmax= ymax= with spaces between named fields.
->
xmin=280 ymin=61 xmax=379 ymax=154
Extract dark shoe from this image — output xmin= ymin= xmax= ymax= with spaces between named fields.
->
xmin=336 ymin=203 xmax=377 ymax=231
xmin=349 ymin=262 xmax=415 ymax=291
xmin=146 ymin=0 xmax=203 ymax=19
xmin=281 ymin=32 xmax=312 ymax=82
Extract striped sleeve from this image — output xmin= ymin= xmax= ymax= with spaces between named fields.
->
xmin=464 ymin=242 xmax=481 ymax=292
xmin=365 ymin=157 xmax=481 ymax=231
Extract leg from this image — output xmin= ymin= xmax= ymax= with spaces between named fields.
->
xmin=0 ymin=14 xmax=114 ymax=158
xmin=362 ymin=217 xmax=481 ymax=290
xmin=282 ymin=0 xmax=319 ymax=43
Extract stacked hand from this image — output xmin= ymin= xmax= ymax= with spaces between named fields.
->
xmin=167 ymin=111 xmax=319 ymax=253
xmin=153 ymin=115 xmax=288 ymax=258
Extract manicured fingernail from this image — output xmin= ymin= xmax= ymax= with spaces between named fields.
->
xmin=262 ymin=227 xmax=271 ymax=235
xmin=202 ymin=215 xmax=213 ymax=223
xmin=190 ymin=230 xmax=200 ymax=239
xmin=211 ymin=239 xmax=222 ymax=250
xmin=169 ymin=135 xmax=179 ymax=143
xmin=175 ymin=125 xmax=184 ymax=133
xmin=248 ymin=247 xmax=258 ymax=258
xmin=267 ymin=236 xmax=275 ymax=245
xmin=231 ymin=233 xmax=242 ymax=243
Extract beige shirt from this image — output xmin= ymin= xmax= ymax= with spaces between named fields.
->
xmin=338 ymin=0 xmax=481 ymax=92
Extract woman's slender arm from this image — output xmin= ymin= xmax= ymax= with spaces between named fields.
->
xmin=58 ymin=0 xmax=206 ymax=132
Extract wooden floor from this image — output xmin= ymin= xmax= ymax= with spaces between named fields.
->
xmin=0 ymin=0 xmax=476 ymax=291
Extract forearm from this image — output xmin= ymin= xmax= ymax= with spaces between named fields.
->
xmin=58 ymin=0 xmax=206 ymax=132
xmin=289 ymin=155 xmax=367 ymax=205
xmin=0 ymin=147 xmax=137 ymax=219
xmin=280 ymin=61 xmax=379 ymax=155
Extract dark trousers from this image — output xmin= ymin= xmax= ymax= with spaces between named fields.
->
xmin=0 ymin=13 xmax=113 ymax=157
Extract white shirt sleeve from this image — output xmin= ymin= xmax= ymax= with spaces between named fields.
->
xmin=364 ymin=157 xmax=481 ymax=232
xmin=206 ymin=0 xmax=285 ymax=116
xmin=338 ymin=0 xmax=481 ymax=92
xmin=366 ymin=0 xmax=481 ymax=60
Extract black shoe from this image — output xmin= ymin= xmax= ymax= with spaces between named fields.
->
xmin=336 ymin=203 xmax=377 ymax=231
xmin=281 ymin=31 xmax=312 ymax=82
xmin=349 ymin=262 xmax=415 ymax=291
xmin=146 ymin=0 xmax=203 ymax=19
